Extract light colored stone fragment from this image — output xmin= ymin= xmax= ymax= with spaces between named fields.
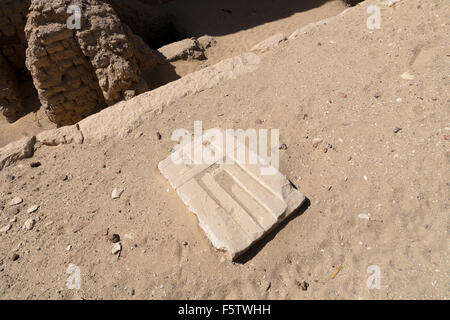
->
xmin=111 ymin=242 xmax=122 ymax=254
xmin=158 ymin=130 xmax=305 ymax=260
xmin=9 ymin=197 xmax=23 ymax=206
xmin=0 ymin=136 xmax=36 ymax=171
xmin=400 ymin=72 xmax=415 ymax=80
xmin=112 ymin=188 xmax=124 ymax=199
xmin=251 ymin=33 xmax=287 ymax=53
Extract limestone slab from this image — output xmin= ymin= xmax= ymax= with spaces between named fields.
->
xmin=158 ymin=130 xmax=305 ymax=260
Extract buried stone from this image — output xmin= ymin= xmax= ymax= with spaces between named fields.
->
xmin=159 ymin=129 xmax=305 ymax=260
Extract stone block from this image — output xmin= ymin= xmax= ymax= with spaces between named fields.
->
xmin=158 ymin=130 xmax=305 ymax=260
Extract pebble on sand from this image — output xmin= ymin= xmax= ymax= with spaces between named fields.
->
xmin=111 ymin=188 xmax=124 ymax=199
xmin=8 ymin=197 xmax=23 ymax=206
xmin=0 ymin=224 xmax=12 ymax=233
xmin=108 ymin=233 xmax=121 ymax=243
xmin=312 ymin=138 xmax=323 ymax=148
xmin=7 ymin=207 xmax=20 ymax=215
xmin=23 ymin=218 xmax=36 ymax=231
xmin=30 ymin=161 xmax=41 ymax=168
xmin=27 ymin=205 xmax=40 ymax=214
xmin=400 ymin=72 xmax=415 ymax=80
xmin=358 ymin=213 xmax=371 ymax=220
xmin=111 ymin=242 xmax=122 ymax=255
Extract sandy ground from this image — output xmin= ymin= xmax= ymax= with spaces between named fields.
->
xmin=0 ymin=0 xmax=449 ymax=299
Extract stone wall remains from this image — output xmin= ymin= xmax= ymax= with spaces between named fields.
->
xmin=25 ymin=0 xmax=158 ymax=125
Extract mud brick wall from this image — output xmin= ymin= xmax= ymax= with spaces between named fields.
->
xmin=0 ymin=0 xmax=29 ymax=72
xmin=25 ymin=0 xmax=158 ymax=126
xmin=0 ymin=54 xmax=24 ymax=122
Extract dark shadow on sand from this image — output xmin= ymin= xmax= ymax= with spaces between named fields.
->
xmin=119 ymin=0 xmax=344 ymax=48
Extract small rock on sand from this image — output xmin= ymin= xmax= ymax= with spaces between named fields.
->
xmin=8 ymin=197 xmax=23 ymax=206
xmin=23 ymin=218 xmax=36 ymax=231
xmin=111 ymin=188 xmax=124 ymax=199
xmin=251 ymin=33 xmax=286 ymax=53
xmin=111 ymin=242 xmax=122 ymax=255
xmin=0 ymin=224 xmax=12 ymax=233
xmin=312 ymin=138 xmax=323 ymax=148
xmin=358 ymin=213 xmax=371 ymax=220
xmin=27 ymin=205 xmax=40 ymax=214
xmin=30 ymin=161 xmax=41 ymax=168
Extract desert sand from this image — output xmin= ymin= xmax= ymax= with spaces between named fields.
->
xmin=0 ymin=0 xmax=448 ymax=299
